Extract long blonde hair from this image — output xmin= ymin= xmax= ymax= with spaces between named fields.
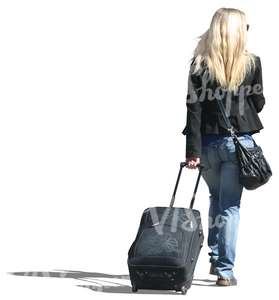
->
xmin=192 ymin=8 xmax=256 ymax=92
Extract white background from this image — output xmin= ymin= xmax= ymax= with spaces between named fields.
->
xmin=0 ymin=0 xmax=278 ymax=299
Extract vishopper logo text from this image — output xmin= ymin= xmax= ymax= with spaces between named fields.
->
xmin=148 ymin=207 xmax=202 ymax=235
xmin=187 ymin=69 xmax=263 ymax=116
xmin=148 ymin=207 xmax=232 ymax=236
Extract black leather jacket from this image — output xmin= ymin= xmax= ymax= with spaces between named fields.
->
xmin=182 ymin=56 xmax=265 ymax=158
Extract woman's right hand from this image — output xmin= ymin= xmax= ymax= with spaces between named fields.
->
xmin=186 ymin=157 xmax=200 ymax=169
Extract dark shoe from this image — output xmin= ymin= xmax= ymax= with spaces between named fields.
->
xmin=216 ymin=276 xmax=237 ymax=286
xmin=209 ymin=264 xmax=217 ymax=275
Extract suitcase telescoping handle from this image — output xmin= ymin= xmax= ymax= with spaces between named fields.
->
xmin=169 ymin=162 xmax=204 ymax=209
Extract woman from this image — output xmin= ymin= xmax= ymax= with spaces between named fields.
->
xmin=182 ymin=8 xmax=265 ymax=286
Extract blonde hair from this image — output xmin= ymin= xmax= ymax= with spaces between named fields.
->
xmin=192 ymin=7 xmax=256 ymax=92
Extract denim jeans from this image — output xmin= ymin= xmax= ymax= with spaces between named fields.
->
xmin=200 ymin=133 xmax=255 ymax=279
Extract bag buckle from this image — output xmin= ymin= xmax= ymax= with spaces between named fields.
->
xmin=227 ymin=126 xmax=238 ymax=139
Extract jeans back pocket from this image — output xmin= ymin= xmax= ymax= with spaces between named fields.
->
xmin=237 ymin=134 xmax=255 ymax=150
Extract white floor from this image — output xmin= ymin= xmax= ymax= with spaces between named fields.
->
xmin=2 ymin=190 xmax=278 ymax=300
xmin=1 ymin=260 xmax=276 ymax=299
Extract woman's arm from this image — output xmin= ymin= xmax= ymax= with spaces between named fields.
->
xmin=250 ymin=56 xmax=265 ymax=113
xmin=182 ymin=65 xmax=203 ymax=160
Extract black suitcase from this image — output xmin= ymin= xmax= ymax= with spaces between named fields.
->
xmin=127 ymin=162 xmax=204 ymax=295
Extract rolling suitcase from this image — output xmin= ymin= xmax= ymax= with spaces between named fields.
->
xmin=127 ymin=162 xmax=204 ymax=295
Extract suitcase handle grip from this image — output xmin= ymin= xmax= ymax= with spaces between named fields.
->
xmin=169 ymin=162 xmax=204 ymax=209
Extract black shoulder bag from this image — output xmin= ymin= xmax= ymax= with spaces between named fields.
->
xmin=216 ymin=98 xmax=272 ymax=190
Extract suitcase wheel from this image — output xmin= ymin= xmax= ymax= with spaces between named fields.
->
xmin=131 ymin=284 xmax=138 ymax=293
xmin=180 ymin=285 xmax=188 ymax=295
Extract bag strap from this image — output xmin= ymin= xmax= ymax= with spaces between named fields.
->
xmin=216 ymin=98 xmax=259 ymax=148
xmin=216 ymin=98 xmax=238 ymax=138
xmin=169 ymin=162 xmax=203 ymax=209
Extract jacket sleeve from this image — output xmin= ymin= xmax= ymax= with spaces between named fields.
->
xmin=250 ymin=56 xmax=265 ymax=113
xmin=181 ymin=66 xmax=203 ymax=158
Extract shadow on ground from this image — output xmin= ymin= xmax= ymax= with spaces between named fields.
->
xmin=9 ymin=270 xmax=217 ymax=294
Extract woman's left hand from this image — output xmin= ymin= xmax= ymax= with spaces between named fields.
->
xmin=186 ymin=157 xmax=200 ymax=169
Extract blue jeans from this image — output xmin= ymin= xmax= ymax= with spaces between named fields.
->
xmin=200 ymin=133 xmax=255 ymax=279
